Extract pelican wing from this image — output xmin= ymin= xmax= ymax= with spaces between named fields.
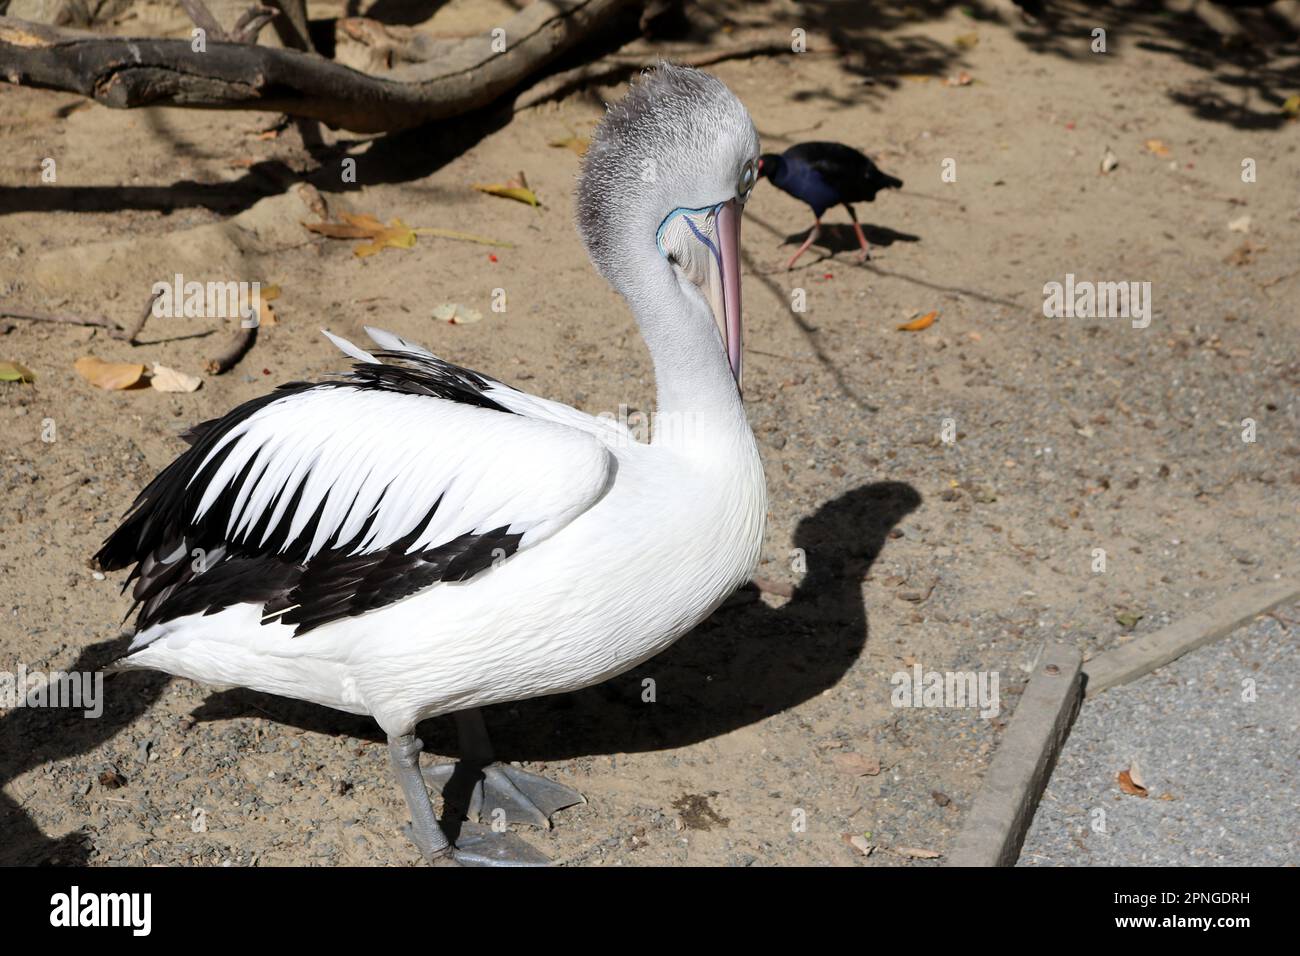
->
xmin=97 ymin=333 xmax=614 ymax=638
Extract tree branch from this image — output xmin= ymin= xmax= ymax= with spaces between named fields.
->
xmin=177 ymin=0 xmax=229 ymax=42
xmin=231 ymin=5 xmax=279 ymax=45
xmin=0 ymin=0 xmax=636 ymax=133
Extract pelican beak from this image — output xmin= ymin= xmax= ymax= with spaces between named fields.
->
xmin=657 ymin=198 xmax=745 ymax=389
xmin=713 ymin=198 xmax=743 ymax=388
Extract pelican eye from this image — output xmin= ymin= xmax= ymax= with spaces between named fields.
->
xmin=737 ymin=161 xmax=756 ymax=200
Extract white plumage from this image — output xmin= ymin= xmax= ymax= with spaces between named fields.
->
xmin=98 ymin=63 xmax=766 ymax=865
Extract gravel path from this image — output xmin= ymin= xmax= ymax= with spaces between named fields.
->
xmin=1020 ymin=605 xmax=1299 ymax=866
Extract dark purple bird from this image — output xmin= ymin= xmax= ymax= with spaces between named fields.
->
xmin=757 ymin=142 xmax=903 ymax=270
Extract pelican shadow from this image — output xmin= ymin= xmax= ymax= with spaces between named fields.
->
xmin=194 ymin=480 xmax=922 ymax=763
xmin=0 ymin=637 xmax=170 ymax=865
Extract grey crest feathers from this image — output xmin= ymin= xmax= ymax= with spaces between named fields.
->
xmin=576 ymin=62 xmax=758 ymax=286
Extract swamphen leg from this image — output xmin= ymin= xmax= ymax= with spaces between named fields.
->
xmin=845 ymin=204 xmax=871 ymax=261
xmin=785 ymin=218 xmax=821 ymax=270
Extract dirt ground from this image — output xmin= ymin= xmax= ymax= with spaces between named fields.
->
xmin=1 ymin=0 xmax=1297 ymax=867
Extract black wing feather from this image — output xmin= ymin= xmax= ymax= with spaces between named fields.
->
xmin=96 ymin=349 xmax=523 ymax=641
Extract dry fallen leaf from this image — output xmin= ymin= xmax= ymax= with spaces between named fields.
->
xmin=844 ymin=834 xmax=876 ymax=857
xmin=897 ymin=310 xmax=938 ymax=332
xmin=473 ymin=182 xmax=540 ymax=207
xmin=1117 ymin=768 xmax=1149 ymax=798
xmin=149 ymin=363 xmax=202 ymax=393
xmin=433 ymin=303 xmax=483 ymax=325
xmin=1225 ymin=240 xmax=1265 ymax=267
xmin=954 ymin=32 xmax=979 ymax=49
xmin=75 ymin=356 xmax=145 ymax=390
xmin=1115 ymin=610 xmax=1143 ymax=629
xmin=306 ymin=215 xmax=511 ymax=252
xmin=0 ymin=360 xmax=35 ymax=383
xmin=255 ymin=284 xmax=281 ymax=326
xmin=1144 ymin=138 xmax=1171 ymax=157
xmin=304 ymin=213 xmax=417 ymax=258
xmin=1127 ymin=758 xmax=1147 ymax=792
xmin=303 ymin=220 xmax=373 ymax=240
xmin=350 ymin=215 xmax=417 ymax=258
xmin=548 ymin=135 xmax=590 ymax=156
xmin=832 ymin=752 xmax=882 ymax=777
xmin=891 ymin=846 xmax=942 ymax=859
xmin=1282 ymin=94 xmax=1300 ymax=118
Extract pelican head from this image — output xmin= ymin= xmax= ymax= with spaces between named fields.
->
xmin=578 ymin=63 xmax=759 ymax=386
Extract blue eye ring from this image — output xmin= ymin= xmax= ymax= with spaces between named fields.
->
xmin=737 ymin=160 xmax=756 ymax=198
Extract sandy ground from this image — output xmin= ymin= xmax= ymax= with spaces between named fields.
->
xmin=1 ymin=1 xmax=1297 ymax=866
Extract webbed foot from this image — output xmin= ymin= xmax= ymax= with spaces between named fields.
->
xmin=424 ymin=761 xmax=585 ymax=829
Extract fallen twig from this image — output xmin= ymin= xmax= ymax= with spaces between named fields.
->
xmin=1 ymin=307 xmax=126 ymax=338
xmin=120 ymin=291 xmax=161 ymax=345
xmin=1261 ymin=269 xmax=1299 ymax=289
xmin=206 ymin=324 xmax=258 ymax=375
xmin=2 ymin=291 xmax=162 ymax=344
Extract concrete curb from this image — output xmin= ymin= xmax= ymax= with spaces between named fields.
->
xmin=946 ymin=642 xmax=1083 ymax=867
xmin=1082 ymin=574 xmax=1300 ymax=696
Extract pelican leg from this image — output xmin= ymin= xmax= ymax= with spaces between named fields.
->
xmin=389 ymin=734 xmax=454 ymax=863
xmin=389 ymin=733 xmax=550 ymax=867
xmin=422 ymin=708 xmax=585 ymax=829
xmin=845 ymin=204 xmax=871 ymax=261
xmin=785 ymin=218 xmax=822 ymax=270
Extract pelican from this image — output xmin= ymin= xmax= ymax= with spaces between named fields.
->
xmin=95 ymin=64 xmax=766 ymax=866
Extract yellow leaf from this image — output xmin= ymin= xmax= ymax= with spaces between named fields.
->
xmin=0 ymin=360 xmax=35 ymax=383
xmin=897 ymin=310 xmax=938 ymax=332
xmin=341 ymin=212 xmax=388 ymax=233
xmin=75 ymin=356 xmax=145 ymax=390
xmin=954 ymin=32 xmax=978 ymax=49
xmin=1283 ymin=95 xmax=1300 ymax=117
xmin=548 ymin=135 xmax=590 ymax=156
xmin=348 ymin=217 xmax=413 ymax=257
xmin=473 ymin=183 xmax=540 ymax=207
xmin=1144 ymin=138 xmax=1171 ymax=157
xmin=255 ymin=284 xmax=280 ymax=326
xmin=304 ymin=213 xmax=419 ymax=257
